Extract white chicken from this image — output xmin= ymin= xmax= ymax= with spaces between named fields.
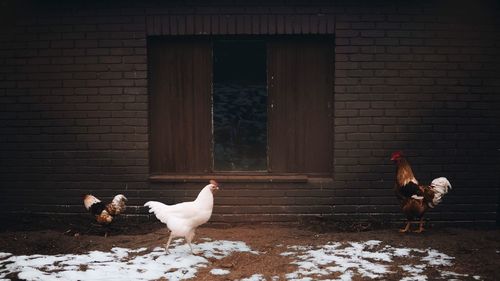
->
xmin=144 ymin=180 xmax=219 ymax=254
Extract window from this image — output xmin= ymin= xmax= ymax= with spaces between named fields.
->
xmin=213 ymin=40 xmax=267 ymax=171
xmin=149 ymin=36 xmax=333 ymax=178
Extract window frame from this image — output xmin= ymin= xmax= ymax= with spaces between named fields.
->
xmin=148 ymin=35 xmax=335 ymax=182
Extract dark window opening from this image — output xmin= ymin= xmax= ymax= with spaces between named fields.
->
xmin=213 ymin=40 xmax=267 ymax=171
xmin=148 ymin=36 xmax=333 ymax=179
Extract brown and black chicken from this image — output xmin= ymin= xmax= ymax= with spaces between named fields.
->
xmin=83 ymin=194 xmax=127 ymax=236
xmin=391 ymin=151 xmax=452 ymax=233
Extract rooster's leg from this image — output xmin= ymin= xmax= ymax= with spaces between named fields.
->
xmin=414 ymin=217 xmax=425 ymax=233
xmin=399 ymin=221 xmax=411 ymax=233
xmin=103 ymin=224 xmax=110 ymax=238
xmin=164 ymin=233 xmax=173 ymax=254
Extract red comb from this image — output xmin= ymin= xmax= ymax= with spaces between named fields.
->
xmin=390 ymin=151 xmax=403 ymax=160
xmin=209 ymin=179 xmax=218 ymax=186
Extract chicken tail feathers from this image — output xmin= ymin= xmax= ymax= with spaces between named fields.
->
xmin=106 ymin=194 xmax=127 ymax=216
xmin=428 ymin=177 xmax=452 ymax=208
xmin=83 ymin=195 xmax=101 ymax=212
xmin=144 ymin=201 xmax=170 ymax=224
xmin=83 ymin=195 xmax=108 ymax=222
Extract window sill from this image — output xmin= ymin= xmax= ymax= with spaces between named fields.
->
xmin=148 ymin=173 xmax=329 ymax=183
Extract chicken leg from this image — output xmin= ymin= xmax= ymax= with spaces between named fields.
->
xmin=164 ymin=232 xmax=174 ymax=254
xmin=186 ymin=230 xmax=196 ymax=255
xmin=399 ymin=221 xmax=411 ymax=233
xmin=414 ymin=217 xmax=425 ymax=233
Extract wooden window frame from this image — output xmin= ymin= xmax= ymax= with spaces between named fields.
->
xmin=148 ymin=35 xmax=335 ymax=183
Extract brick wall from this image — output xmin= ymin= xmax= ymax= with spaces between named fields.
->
xmin=0 ymin=0 xmax=499 ymax=226
xmin=332 ymin=1 xmax=500 ymax=225
xmin=0 ymin=1 xmax=151 ymax=219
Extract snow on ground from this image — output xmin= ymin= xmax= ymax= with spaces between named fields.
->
xmin=0 ymin=239 xmax=481 ymax=281
xmin=236 ymin=274 xmax=281 ymax=281
xmin=282 ymin=240 xmax=480 ymax=281
xmin=0 ymin=239 xmax=254 ymax=281
xmin=239 ymin=274 xmax=267 ymax=281
xmin=210 ymin=268 xmax=231 ymax=275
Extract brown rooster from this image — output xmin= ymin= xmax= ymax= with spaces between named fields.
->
xmin=391 ymin=151 xmax=452 ymax=233
xmin=83 ymin=194 xmax=127 ymax=225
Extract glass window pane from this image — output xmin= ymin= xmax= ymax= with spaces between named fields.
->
xmin=213 ymin=40 xmax=267 ymax=171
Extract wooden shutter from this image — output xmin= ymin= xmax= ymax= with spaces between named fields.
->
xmin=149 ymin=38 xmax=212 ymax=174
xmin=268 ymin=39 xmax=333 ymax=175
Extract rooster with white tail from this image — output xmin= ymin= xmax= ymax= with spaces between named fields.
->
xmin=83 ymin=194 xmax=127 ymax=225
xmin=144 ymin=180 xmax=219 ymax=254
xmin=391 ymin=151 xmax=452 ymax=233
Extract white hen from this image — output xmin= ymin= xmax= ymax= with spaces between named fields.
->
xmin=144 ymin=180 xmax=219 ymax=254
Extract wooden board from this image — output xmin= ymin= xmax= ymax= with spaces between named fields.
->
xmin=148 ymin=38 xmax=213 ymax=174
xmin=268 ymin=39 xmax=334 ymax=174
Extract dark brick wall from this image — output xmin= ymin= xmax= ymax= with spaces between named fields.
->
xmin=1 ymin=0 xmax=499 ymax=225
xmin=0 ymin=1 xmax=151 ymax=219
xmin=332 ymin=1 xmax=500 ymax=225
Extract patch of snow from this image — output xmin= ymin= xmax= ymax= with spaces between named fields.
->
xmin=288 ymin=245 xmax=313 ymax=251
xmin=440 ymin=270 xmax=470 ymax=279
xmin=400 ymin=264 xmax=425 ymax=274
xmin=282 ymin=241 xmax=478 ymax=281
xmin=421 ymin=249 xmax=454 ymax=266
xmin=239 ymin=274 xmax=266 ymax=281
xmin=0 ymin=239 xmax=484 ymax=281
xmin=129 ymin=247 xmax=148 ymax=253
xmin=400 ymin=275 xmax=427 ymax=281
xmin=285 ymin=241 xmax=392 ymax=280
xmin=393 ymin=248 xmax=412 ymax=257
xmin=210 ymin=268 xmax=231 ymax=275
xmin=197 ymin=240 xmax=256 ymax=259
xmin=364 ymin=240 xmax=382 ymax=248
xmin=400 ymin=264 xmax=427 ymax=281
xmin=0 ymin=239 xmax=256 ymax=281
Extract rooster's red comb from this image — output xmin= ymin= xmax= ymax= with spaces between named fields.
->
xmin=209 ymin=179 xmax=218 ymax=186
xmin=390 ymin=151 xmax=404 ymax=160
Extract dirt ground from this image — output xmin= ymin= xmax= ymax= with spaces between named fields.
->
xmin=0 ymin=216 xmax=499 ymax=281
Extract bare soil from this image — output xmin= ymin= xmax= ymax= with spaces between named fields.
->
xmin=0 ymin=216 xmax=499 ymax=280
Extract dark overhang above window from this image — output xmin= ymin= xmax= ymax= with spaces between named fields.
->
xmin=146 ymin=14 xmax=335 ymax=36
